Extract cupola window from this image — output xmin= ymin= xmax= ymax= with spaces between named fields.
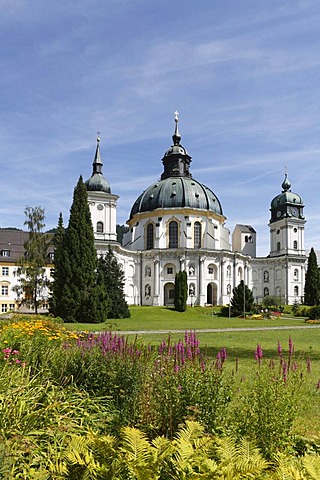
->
xmin=194 ymin=222 xmax=202 ymax=248
xmin=293 ymin=240 xmax=298 ymax=250
xmin=146 ymin=223 xmax=154 ymax=250
xmin=169 ymin=221 xmax=178 ymax=249
xmin=277 ymin=242 xmax=281 ymax=252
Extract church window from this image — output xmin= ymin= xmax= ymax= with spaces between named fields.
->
xmin=264 ymin=287 xmax=269 ymax=297
xmin=293 ymin=240 xmax=298 ymax=250
xmin=227 ymin=265 xmax=231 ymax=277
xmin=194 ymin=222 xmax=202 ymax=248
xmin=167 ymin=267 xmax=173 ymax=275
xmin=169 ymin=221 xmax=178 ymax=248
xmin=208 ymin=267 xmax=213 ymax=274
xmin=146 ymin=223 xmax=154 ymax=250
xmin=245 ymin=235 xmax=248 ymax=242
xmin=294 ymin=228 xmax=297 ymax=233
xmin=97 ymin=222 xmax=103 ymax=233
xmin=277 ymin=242 xmax=281 ymax=252
xmin=294 ymin=286 xmax=299 ymax=296
xmin=294 ymin=268 xmax=299 ymax=280
xmin=238 ymin=267 xmax=243 ymax=280
xmin=277 ymin=229 xmax=280 ymax=234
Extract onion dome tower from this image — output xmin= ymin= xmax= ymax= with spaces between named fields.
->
xmin=269 ymin=173 xmax=305 ymax=257
xmin=129 ymin=112 xmax=223 ymax=220
xmin=124 ymin=113 xmax=228 ymax=253
xmin=85 ymin=136 xmax=119 ymax=242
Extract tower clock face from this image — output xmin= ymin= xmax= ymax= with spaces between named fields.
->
xmin=276 ymin=210 xmax=281 ymax=218
xmin=290 ymin=207 xmax=299 ymax=217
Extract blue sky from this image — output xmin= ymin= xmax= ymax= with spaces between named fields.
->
xmin=1 ymin=0 xmax=320 ymax=256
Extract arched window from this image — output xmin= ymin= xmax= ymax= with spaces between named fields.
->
xmin=169 ymin=221 xmax=178 ymax=248
xmin=277 ymin=242 xmax=281 ymax=252
xmin=245 ymin=235 xmax=248 ymax=243
xmin=194 ymin=222 xmax=201 ymax=248
xmin=293 ymin=240 xmax=298 ymax=250
xmin=146 ymin=223 xmax=154 ymax=250
xmin=97 ymin=221 xmax=103 ymax=233
xmin=294 ymin=268 xmax=299 ymax=280
xmin=294 ymin=286 xmax=299 ymax=296
xmin=264 ymin=287 xmax=269 ymax=297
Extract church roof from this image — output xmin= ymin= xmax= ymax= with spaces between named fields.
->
xmin=271 ymin=174 xmax=304 ymax=209
xmin=129 ymin=113 xmax=223 ymax=220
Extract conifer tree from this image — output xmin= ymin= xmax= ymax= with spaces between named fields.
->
xmin=304 ymin=248 xmax=320 ymax=306
xmin=57 ymin=176 xmax=105 ymax=322
xmin=174 ymin=270 xmax=188 ymax=312
xmin=230 ymin=280 xmax=254 ymax=317
xmin=49 ymin=212 xmax=65 ymax=317
xmin=13 ymin=206 xmax=51 ymax=314
xmin=96 ymin=247 xmax=130 ymax=319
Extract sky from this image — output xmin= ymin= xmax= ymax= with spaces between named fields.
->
xmin=1 ymin=0 xmax=320 ymax=256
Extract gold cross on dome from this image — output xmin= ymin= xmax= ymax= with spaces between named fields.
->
xmin=174 ymin=110 xmax=179 ymax=122
xmin=97 ymin=130 xmax=101 ymax=140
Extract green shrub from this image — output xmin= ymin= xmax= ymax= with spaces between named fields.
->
xmin=308 ymin=306 xmax=320 ymax=320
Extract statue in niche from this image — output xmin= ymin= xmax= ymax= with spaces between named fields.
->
xmin=145 ymin=284 xmax=151 ymax=297
xmin=189 ymin=284 xmax=195 ymax=295
xmin=264 ymin=271 xmax=269 ymax=282
xmin=188 ymin=265 xmax=195 ymax=276
xmin=227 ymin=284 xmax=231 ymax=294
xmin=146 ymin=266 xmax=151 ymax=277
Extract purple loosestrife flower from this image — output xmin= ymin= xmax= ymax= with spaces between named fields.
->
xmin=254 ymin=344 xmax=263 ymax=365
xmin=292 ymin=361 xmax=298 ymax=371
xmin=277 ymin=341 xmax=282 ymax=358
xmin=307 ymin=357 xmax=312 ymax=374
xmin=288 ymin=336 xmax=294 ymax=357
xmin=283 ymin=360 xmax=288 ymax=384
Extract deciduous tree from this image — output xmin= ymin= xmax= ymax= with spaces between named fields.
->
xmin=13 ymin=206 xmax=51 ymax=314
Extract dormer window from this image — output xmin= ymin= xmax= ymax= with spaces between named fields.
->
xmin=1 ymin=250 xmax=10 ymax=257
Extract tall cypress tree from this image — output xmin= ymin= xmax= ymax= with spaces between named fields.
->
xmin=96 ymin=246 xmax=130 ymax=319
xmin=304 ymin=248 xmax=320 ymax=306
xmin=174 ymin=270 xmax=187 ymax=312
xmin=49 ymin=212 xmax=65 ymax=317
xmin=57 ymin=176 xmax=105 ymax=322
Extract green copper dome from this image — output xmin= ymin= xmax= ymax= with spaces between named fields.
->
xmin=270 ymin=174 xmax=303 ymax=209
xmin=129 ymin=113 xmax=223 ymax=220
xmin=85 ymin=138 xmax=111 ymax=194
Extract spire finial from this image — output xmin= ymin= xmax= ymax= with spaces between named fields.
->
xmin=97 ymin=130 xmax=101 ymax=142
xmin=172 ymin=110 xmax=181 ymax=145
xmin=282 ymin=168 xmax=291 ymax=192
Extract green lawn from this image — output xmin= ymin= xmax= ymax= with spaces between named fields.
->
xmin=64 ymin=305 xmax=307 ymax=332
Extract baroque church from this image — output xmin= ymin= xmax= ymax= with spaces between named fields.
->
xmin=85 ymin=113 xmax=306 ymax=307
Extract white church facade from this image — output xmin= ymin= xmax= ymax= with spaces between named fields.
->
xmin=85 ymin=114 xmax=307 ymax=307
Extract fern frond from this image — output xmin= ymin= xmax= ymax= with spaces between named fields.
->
xmin=121 ymin=426 xmax=153 ymax=463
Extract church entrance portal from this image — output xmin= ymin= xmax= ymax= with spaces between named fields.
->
xmin=164 ymin=282 xmax=175 ymax=306
xmin=207 ymin=282 xmax=217 ymax=305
